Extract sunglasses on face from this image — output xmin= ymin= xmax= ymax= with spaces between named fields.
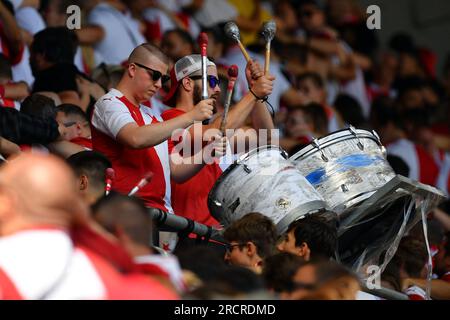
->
xmin=133 ymin=62 xmax=170 ymax=84
xmin=190 ymin=75 xmax=221 ymax=88
xmin=63 ymin=121 xmax=77 ymax=128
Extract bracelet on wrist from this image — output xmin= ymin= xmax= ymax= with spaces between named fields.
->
xmin=248 ymin=87 xmax=268 ymax=102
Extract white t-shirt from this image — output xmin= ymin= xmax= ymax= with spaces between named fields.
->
xmin=15 ymin=6 xmax=46 ymax=35
xmin=88 ymin=3 xmax=146 ymax=65
xmin=193 ymin=0 xmax=238 ymax=28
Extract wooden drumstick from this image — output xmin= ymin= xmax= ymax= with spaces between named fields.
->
xmin=220 ymin=65 xmax=239 ymax=135
xmin=262 ymin=21 xmax=276 ymax=75
xmin=224 ymin=22 xmax=251 ymax=62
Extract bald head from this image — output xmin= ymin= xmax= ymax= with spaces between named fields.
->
xmin=128 ymin=43 xmax=169 ymax=66
xmin=0 ymin=154 xmax=88 ymax=235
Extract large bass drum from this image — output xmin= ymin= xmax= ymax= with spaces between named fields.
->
xmin=290 ymin=127 xmax=395 ymax=214
xmin=208 ymin=145 xmax=327 ymax=234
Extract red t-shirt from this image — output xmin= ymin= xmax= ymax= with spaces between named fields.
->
xmin=161 ymin=108 xmax=222 ymax=227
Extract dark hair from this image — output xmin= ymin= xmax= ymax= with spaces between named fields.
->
xmin=66 ymin=150 xmax=112 ymax=191
xmin=262 ymin=252 xmax=306 ymax=293
xmin=40 ymin=0 xmax=73 ymax=14
xmin=387 ymin=155 xmax=410 ymax=177
xmin=162 ymin=28 xmax=195 ymax=48
xmin=311 ymin=260 xmax=359 ymax=285
xmin=393 ymin=236 xmax=428 ymax=278
xmin=287 ymin=214 xmax=337 ymax=259
xmin=189 ymin=265 xmax=265 ymax=299
xmin=333 ymin=94 xmax=365 ymax=127
xmin=176 ymin=246 xmax=228 ymax=282
xmin=301 ymin=103 xmax=328 ymax=136
xmin=92 ymin=192 xmax=152 ymax=246
xmin=20 ymin=93 xmax=56 ymax=119
xmin=370 ymin=96 xmax=404 ymax=130
xmin=223 ymin=212 xmax=278 ymax=259
xmin=297 ymin=72 xmax=324 ymax=89
xmin=57 ymin=103 xmax=89 ymax=122
xmin=389 ymin=32 xmax=416 ymax=54
xmin=31 ymin=27 xmax=78 ymax=64
xmin=0 ymin=53 xmax=12 ymax=80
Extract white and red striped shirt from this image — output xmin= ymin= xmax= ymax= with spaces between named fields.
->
xmin=91 ymin=89 xmax=173 ymax=213
xmin=404 ymin=285 xmax=427 ymax=300
xmin=387 ymin=138 xmax=445 ymax=186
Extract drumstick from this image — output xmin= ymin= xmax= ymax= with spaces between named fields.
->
xmin=224 ymin=22 xmax=251 ymax=62
xmin=220 ymin=65 xmax=239 ymax=135
xmin=198 ymin=32 xmax=210 ymax=125
xmin=261 ymin=21 xmax=276 ymax=75
xmin=198 ymin=32 xmax=209 ymax=101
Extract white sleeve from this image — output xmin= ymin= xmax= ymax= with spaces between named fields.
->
xmin=91 ymin=98 xmax=136 ymax=139
xmin=15 ymin=7 xmax=46 ymax=35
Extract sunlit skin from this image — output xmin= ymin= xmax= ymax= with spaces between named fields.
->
xmin=277 ymin=230 xmax=311 ymax=261
xmin=224 ymin=241 xmax=263 ymax=274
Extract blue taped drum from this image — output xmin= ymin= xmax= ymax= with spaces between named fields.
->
xmin=290 ymin=127 xmax=396 ymax=214
xmin=208 ymin=145 xmax=327 ymax=234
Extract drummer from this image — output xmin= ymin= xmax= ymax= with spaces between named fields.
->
xmin=90 ymin=43 xmax=228 ymax=250
xmin=161 ymin=54 xmax=275 ymax=232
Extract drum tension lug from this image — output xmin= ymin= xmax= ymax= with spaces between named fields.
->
xmin=357 ymin=142 xmax=364 ymax=151
xmin=321 ymin=153 xmax=329 ymax=162
xmin=243 ymin=165 xmax=252 ymax=173
xmin=341 ymin=184 xmax=349 ymax=192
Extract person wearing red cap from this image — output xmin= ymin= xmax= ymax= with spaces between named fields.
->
xmin=161 ymin=54 xmax=275 ymax=230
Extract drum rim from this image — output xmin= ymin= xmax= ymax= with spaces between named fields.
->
xmin=207 ymin=145 xmax=289 ymax=219
xmin=290 ymin=128 xmax=382 ymax=161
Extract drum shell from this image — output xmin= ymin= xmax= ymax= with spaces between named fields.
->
xmin=208 ymin=146 xmax=327 ymax=234
xmin=290 ymin=129 xmax=396 ymax=213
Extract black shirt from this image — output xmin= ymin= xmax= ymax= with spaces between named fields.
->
xmin=32 ymin=63 xmax=79 ymax=93
xmin=0 ymin=108 xmax=60 ymax=145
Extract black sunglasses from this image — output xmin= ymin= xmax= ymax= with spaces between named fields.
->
xmin=190 ymin=75 xmax=221 ymax=88
xmin=133 ymin=62 xmax=170 ymax=84
xmin=224 ymin=242 xmax=246 ymax=253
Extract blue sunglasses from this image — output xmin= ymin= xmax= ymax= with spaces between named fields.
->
xmin=190 ymin=75 xmax=220 ymax=88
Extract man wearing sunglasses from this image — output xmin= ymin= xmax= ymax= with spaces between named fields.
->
xmin=91 ymin=44 xmax=228 ymax=251
xmin=161 ymin=54 xmax=275 ymax=232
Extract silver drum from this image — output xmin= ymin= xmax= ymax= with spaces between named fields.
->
xmin=208 ymin=145 xmax=327 ymax=234
xmin=290 ymin=127 xmax=396 ymax=214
